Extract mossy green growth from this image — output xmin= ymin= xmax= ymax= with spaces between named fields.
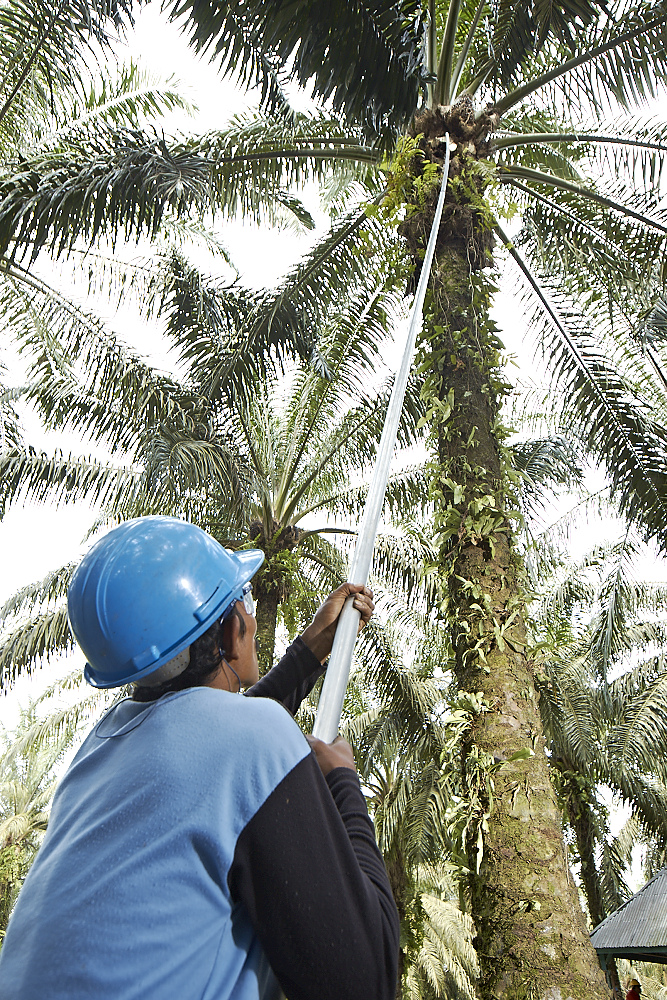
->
xmin=366 ymin=133 xmax=441 ymax=227
xmin=395 ymin=105 xmax=609 ymax=1000
xmin=415 ymin=264 xmax=527 ymax=641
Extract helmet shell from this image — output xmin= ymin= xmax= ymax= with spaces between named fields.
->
xmin=68 ymin=517 xmax=264 ymax=688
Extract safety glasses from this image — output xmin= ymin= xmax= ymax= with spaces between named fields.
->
xmin=238 ymin=582 xmax=255 ymax=616
xmin=221 ymin=581 xmax=255 ymax=622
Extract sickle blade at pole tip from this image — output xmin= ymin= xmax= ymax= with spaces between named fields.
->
xmin=313 ymin=138 xmax=451 ymax=742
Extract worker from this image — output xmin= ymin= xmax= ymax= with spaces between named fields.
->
xmin=626 ymin=979 xmax=641 ymax=999
xmin=0 ymin=516 xmax=399 ymax=1000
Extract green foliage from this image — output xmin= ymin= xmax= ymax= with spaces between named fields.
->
xmin=0 ymin=693 xmax=100 ymax=936
xmin=0 ymin=22 xmax=195 ymax=260
xmin=534 ymin=535 xmax=667 ymax=922
xmin=0 ymin=844 xmax=31 ymax=942
xmin=439 ymin=692 xmax=533 ymax=875
xmin=166 ymin=0 xmax=427 ymax=143
xmin=373 ymin=134 xmax=442 ymax=225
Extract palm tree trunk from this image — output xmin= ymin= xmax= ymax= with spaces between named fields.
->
xmin=403 ymin=116 xmax=608 ymax=998
xmin=563 ymin=774 xmax=605 ymax=925
xmin=254 ymin=586 xmax=279 ymax=676
xmin=384 ymin=848 xmax=409 ymax=999
xmin=431 ymin=250 xmax=606 ymax=999
xmin=561 ymin=773 xmax=623 ymax=999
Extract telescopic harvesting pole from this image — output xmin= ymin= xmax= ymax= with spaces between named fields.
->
xmin=312 ymin=140 xmax=452 ymax=742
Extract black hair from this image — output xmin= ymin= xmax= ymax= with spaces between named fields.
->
xmin=132 ymin=606 xmax=246 ymax=702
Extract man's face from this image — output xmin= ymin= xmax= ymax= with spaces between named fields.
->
xmin=232 ymin=602 xmax=259 ymax=688
xmin=207 ymin=586 xmax=259 ymax=692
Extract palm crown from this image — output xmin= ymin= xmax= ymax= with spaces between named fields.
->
xmin=2 ymin=3 xmax=667 ymax=544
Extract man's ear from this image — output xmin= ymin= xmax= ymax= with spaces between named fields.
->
xmin=221 ymin=612 xmax=241 ymax=662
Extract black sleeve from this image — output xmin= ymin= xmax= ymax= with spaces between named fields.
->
xmin=244 ymin=637 xmax=325 ymax=715
xmin=227 ymin=754 xmax=400 ymax=1000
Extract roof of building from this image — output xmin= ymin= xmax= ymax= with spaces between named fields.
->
xmin=591 ymin=867 xmax=667 ymax=965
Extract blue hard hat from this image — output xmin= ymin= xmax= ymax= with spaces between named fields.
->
xmin=67 ymin=516 xmax=264 ymax=688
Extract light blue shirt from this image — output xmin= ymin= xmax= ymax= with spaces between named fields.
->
xmin=0 ymin=688 xmax=310 ymax=999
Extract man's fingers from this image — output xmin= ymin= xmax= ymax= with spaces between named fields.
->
xmin=306 ymin=733 xmax=357 ymax=775
xmin=337 ymin=583 xmax=373 ymax=599
xmin=351 ymin=590 xmax=374 ymax=628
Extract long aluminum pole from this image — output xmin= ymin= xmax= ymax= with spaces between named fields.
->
xmin=313 ymin=139 xmax=451 ymax=742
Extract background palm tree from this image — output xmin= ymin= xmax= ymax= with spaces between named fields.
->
xmin=536 ymin=534 xmax=667 ymax=996
xmin=0 ymin=234 xmax=433 ymax=679
xmin=0 ymin=679 xmax=105 ymax=937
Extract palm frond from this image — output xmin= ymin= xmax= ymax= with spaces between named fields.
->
xmin=195 ymin=110 xmax=382 ymax=209
xmin=493 ymin=116 xmax=667 ymax=192
xmin=308 ymin=466 xmax=431 ymax=526
xmin=502 ymin=232 xmax=667 ymax=554
xmin=0 ymin=606 xmax=74 ymax=689
xmin=511 ymin=435 xmax=584 ymax=515
xmin=1 ymin=118 xmax=357 ymax=260
xmin=598 ymin=833 xmax=632 ymax=917
xmin=0 ymin=0 xmax=134 ymax=149
xmin=166 ymin=0 xmax=427 ymax=142
xmin=0 ymin=272 xmax=208 ymax=455
xmin=492 ymin=4 xmax=667 ymax=117
xmin=588 ymin=531 xmax=640 ymax=681
xmin=0 ymin=564 xmax=73 ymax=620
xmin=0 ymin=446 xmax=136 ymax=516
xmin=506 ymin=179 xmax=665 ymax=312
xmin=0 ymin=369 xmax=23 ymax=453
xmin=499 ymin=163 xmax=667 ymax=239
xmin=175 ymin=212 xmax=403 ymax=406
xmin=29 ymin=62 xmax=192 ymax=154
xmin=370 ymin=532 xmax=439 ymax=608
xmin=0 ymin=128 xmax=212 ymax=261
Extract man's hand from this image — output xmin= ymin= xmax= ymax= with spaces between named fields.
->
xmin=300 ymin=583 xmax=374 ymax=663
xmin=306 ymin=735 xmax=357 ymax=776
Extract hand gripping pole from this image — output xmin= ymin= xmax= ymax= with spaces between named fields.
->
xmin=312 ymin=139 xmax=451 ymax=742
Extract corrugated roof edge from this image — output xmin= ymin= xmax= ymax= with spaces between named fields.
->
xmin=590 ymin=866 xmax=667 ymax=953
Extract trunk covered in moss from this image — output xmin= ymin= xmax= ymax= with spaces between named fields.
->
xmin=401 ymin=105 xmax=608 ymax=999
xmin=254 ymin=586 xmax=279 ymax=675
xmin=248 ymin=519 xmax=302 ymax=675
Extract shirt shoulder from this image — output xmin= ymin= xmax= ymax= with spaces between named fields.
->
xmin=163 ymin=685 xmax=307 ymax=747
xmin=52 ymin=690 xmax=313 ymax=881
xmin=96 ymin=687 xmax=306 ymax=750
xmin=155 ymin=689 xmax=313 ymax=846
